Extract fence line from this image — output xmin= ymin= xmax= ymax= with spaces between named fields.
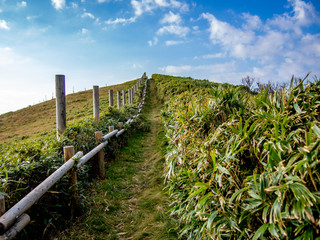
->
xmin=0 ymin=73 xmax=148 ymax=240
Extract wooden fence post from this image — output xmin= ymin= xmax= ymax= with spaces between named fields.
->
xmin=0 ymin=195 xmax=5 ymax=217
xmin=109 ymin=89 xmax=114 ymax=107
xmin=64 ymin=146 xmax=77 ymax=216
xmin=128 ymin=88 xmax=131 ymax=104
xmin=117 ymin=91 xmax=121 ymax=108
xmin=131 ymin=87 xmax=134 ymax=103
xmin=95 ymin=131 xmax=105 ymax=179
xmin=55 ymin=75 xmax=66 ymax=139
xmin=63 ymin=146 xmax=76 ymax=185
xmin=93 ymin=85 xmax=99 ymax=124
xmin=109 ymin=126 xmax=114 ymax=132
xmin=118 ymin=122 xmax=123 ymax=129
xmin=122 ymin=90 xmax=126 ymax=105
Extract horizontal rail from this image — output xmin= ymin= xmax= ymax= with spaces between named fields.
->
xmin=0 ymin=151 xmax=83 ymax=233
xmin=101 ymin=129 xmax=118 ymax=141
xmin=116 ymin=129 xmax=125 ymax=137
xmin=0 ymin=214 xmax=30 ymax=240
xmin=77 ymin=141 xmax=108 ymax=168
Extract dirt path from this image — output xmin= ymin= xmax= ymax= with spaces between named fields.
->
xmin=57 ymin=80 xmax=178 ymax=240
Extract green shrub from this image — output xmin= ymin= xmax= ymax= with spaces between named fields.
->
xmin=158 ymin=74 xmax=320 ymax=239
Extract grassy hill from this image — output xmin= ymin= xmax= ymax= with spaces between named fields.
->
xmin=0 ymin=79 xmax=138 ymax=143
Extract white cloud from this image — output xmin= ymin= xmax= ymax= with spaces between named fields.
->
xmin=300 ymin=33 xmax=320 ymax=57
xmin=17 ymin=1 xmax=27 ymax=8
xmin=71 ymin=2 xmax=79 ymax=8
xmin=160 ymin=11 xmax=182 ymax=24
xmin=201 ymin=53 xmax=226 ymax=59
xmin=26 ymin=15 xmax=38 ymax=21
xmin=157 ymin=24 xmax=189 ymax=37
xmin=242 ymin=13 xmax=262 ymax=30
xmin=132 ymin=63 xmax=143 ymax=69
xmin=155 ymin=0 xmax=169 ymax=7
xmin=160 ymin=62 xmax=242 ymax=83
xmin=165 ymin=40 xmax=184 ymax=46
xmin=81 ymin=28 xmax=88 ymax=34
xmin=148 ymin=37 xmax=158 ymax=46
xmin=267 ymin=0 xmax=319 ymax=35
xmin=0 ymin=20 xmax=9 ymax=30
xmin=105 ymin=17 xmax=136 ymax=25
xmin=199 ymin=0 xmax=320 ymax=84
xmin=51 ymin=0 xmax=65 ymax=10
xmin=131 ymin=0 xmax=188 ymax=17
xmin=161 ymin=64 xmax=192 ymax=74
xmin=289 ymin=0 xmax=319 ymax=26
xmin=82 ymin=12 xmax=95 ymax=19
xmin=202 ymin=13 xmax=254 ymax=47
xmin=161 ymin=62 xmax=235 ymax=74
xmin=0 ymin=9 xmax=3 ymax=13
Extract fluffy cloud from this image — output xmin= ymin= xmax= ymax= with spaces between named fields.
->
xmin=157 ymin=24 xmax=189 ymax=37
xmin=160 ymin=11 xmax=182 ymax=24
xmin=202 ymin=0 xmax=320 ymax=75
xmin=82 ymin=12 xmax=95 ymax=19
xmin=160 ymin=62 xmax=245 ymax=83
xmin=105 ymin=17 xmax=136 ymax=25
xmin=131 ymin=0 xmax=188 ymax=17
xmin=148 ymin=37 xmax=158 ymax=46
xmin=165 ymin=40 xmax=184 ymax=46
xmin=17 ymin=1 xmax=27 ymax=8
xmin=0 ymin=20 xmax=9 ymax=30
xmin=51 ymin=0 xmax=65 ymax=10
xmin=267 ymin=0 xmax=319 ymax=35
xmin=241 ymin=13 xmax=262 ymax=30
xmin=202 ymin=13 xmax=254 ymax=47
xmin=81 ymin=28 xmax=88 ymax=34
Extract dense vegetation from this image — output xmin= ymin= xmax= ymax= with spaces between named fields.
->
xmin=0 ymin=79 xmax=146 ymax=238
xmin=154 ymin=74 xmax=320 ymax=239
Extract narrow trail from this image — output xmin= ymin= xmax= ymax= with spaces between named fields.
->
xmin=57 ymin=80 xmax=178 ymax=240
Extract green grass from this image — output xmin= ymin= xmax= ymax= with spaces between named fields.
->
xmin=56 ymin=79 xmax=178 ymax=240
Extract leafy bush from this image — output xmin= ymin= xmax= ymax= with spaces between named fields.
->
xmin=156 ymin=74 xmax=320 ymax=239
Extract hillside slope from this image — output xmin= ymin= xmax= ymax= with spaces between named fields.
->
xmin=0 ymin=79 xmax=137 ymax=143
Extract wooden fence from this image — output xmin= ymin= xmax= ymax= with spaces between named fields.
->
xmin=0 ymin=73 xmax=148 ymax=240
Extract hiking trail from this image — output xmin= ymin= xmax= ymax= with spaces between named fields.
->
xmin=57 ymin=79 xmax=178 ymax=240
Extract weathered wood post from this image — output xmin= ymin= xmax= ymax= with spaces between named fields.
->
xmin=63 ymin=145 xmax=77 ymax=213
xmin=55 ymin=75 xmax=66 ymax=139
xmin=109 ymin=89 xmax=114 ymax=107
xmin=109 ymin=126 xmax=114 ymax=132
xmin=95 ymin=131 xmax=105 ymax=179
xmin=118 ymin=122 xmax=123 ymax=129
xmin=131 ymin=87 xmax=134 ymax=103
xmin=128 ymin=88 xmax=131 ymax=104
xmin=122 ymin=90 xmax=126 ymax=105
xmin=117 ymin=91 xmax=121 ymax=108
xmin=63 ymin=146 xmax=76 ymax=185
xmin=93 ymin=85 xmax=99 ymax=124
xmin=0 ymin=195 xmax=5 ymax=217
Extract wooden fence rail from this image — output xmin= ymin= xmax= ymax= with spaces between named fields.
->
xmin=0 ymin=74 xmax=148 ymax=239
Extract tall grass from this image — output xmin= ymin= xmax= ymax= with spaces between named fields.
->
xmin=154 ymin=74 xmax=320 ymax=239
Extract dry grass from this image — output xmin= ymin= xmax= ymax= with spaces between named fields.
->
xmin=0 ymin=80 xmax=137 ymax=143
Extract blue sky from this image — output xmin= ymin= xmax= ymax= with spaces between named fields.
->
xmin=0 ymin=0 xmax=319 ymax=114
